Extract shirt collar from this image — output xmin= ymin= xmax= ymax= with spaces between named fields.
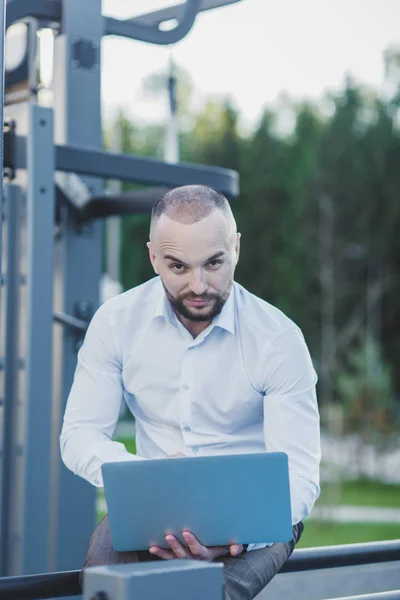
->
xmin=152 ymin=280 xmax=236 ymax=335
xmin=211 ymin=285 xmax=235 ymax=335
xmin=152 ymin=283 xmax=177 ymax=328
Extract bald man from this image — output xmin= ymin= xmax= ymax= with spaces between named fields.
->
xmin=61 ymin=185 xmax=320 ymax=600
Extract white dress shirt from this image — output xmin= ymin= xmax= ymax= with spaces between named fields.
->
xmin=60 ymin=276 xmax=321 ymax=551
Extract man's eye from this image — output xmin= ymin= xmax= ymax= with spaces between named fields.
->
xmin=171 ymin=264 xmax=186 ymax=272
xmin=207 ymin=260 xmax=223 ymax=269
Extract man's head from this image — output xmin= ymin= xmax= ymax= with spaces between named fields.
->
xmin=147 ymin=185 xmax=240 ymax=331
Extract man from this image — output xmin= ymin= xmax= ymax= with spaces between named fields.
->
xmin=60 ymin=184 xmax=321 ymax=600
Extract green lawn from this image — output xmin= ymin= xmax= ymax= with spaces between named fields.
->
xmin=316 ymin=478 xmax=400 ymax=508
xmin=118 ymin=436 xmax=136 ymax=455
xmin=297 ymin=521 xmax=400 ymax=548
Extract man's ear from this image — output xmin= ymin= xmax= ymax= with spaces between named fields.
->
xmin=235 ymin=233 xmax=241 ymax=265
xmin=147 ymin=241 xmax=159 ymax=274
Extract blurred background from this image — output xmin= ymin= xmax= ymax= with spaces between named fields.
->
xmin=95 ymin=0 xmax=400 ymax=549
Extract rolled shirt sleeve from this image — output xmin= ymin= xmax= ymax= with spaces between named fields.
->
xmin=60 ymin=302 xmax=141 ymax=488
xmin=262 ymin=327 xmax=321 ymax=524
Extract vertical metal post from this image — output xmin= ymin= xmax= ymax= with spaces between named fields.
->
xmin=165 ymin=51 xmax=179 ymax=163
xmin=0 ymin=0 xmax=6 ymax=300
xmin=51 ymin=0 xmax=103 ymax=575
xmin=2 ymin=107 xmax=55 ymax=575
xmin=20 ymin=104 xmax=55 ymax=574
xmin=105 ymin=115 xmax=122 ymax=287
xmin=0 ymin=184 xmax=22 ymax=576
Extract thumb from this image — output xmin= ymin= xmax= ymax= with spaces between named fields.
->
xmin=230 ymin=544 xmax=243 ymax=556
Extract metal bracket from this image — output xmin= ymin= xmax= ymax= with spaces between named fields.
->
xmin=71 ymin=37 xmax=99 ymax=71
xmin=53 ymin=311 xmax=88 ymax=333
xmin=3 ymin=120 xmax=16 ymax=180
xmin=53 ymin=302 xmax=92 ymax=354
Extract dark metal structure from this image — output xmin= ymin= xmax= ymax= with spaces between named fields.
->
xmin=0 ymin=0 xmax=240 ymax=580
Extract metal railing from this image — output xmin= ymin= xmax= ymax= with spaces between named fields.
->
xmin=1 ymin=540 xmax=399 ymax=600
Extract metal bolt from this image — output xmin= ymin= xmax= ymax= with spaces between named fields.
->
xmin=3 ymin=167 xmax=14 ymax=181
xmin=39 ymin=118 xmax=47 ymax=126
xmin=90 ymin=592 xmax=109 ymax=600
xmin=75 ymin=300 xmax=92 ymax=320
xmin=39 ymin=186 xmax=47 ymax=194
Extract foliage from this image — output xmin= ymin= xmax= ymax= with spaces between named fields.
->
xmin=336 ymin=332 xmax=394 ymax=434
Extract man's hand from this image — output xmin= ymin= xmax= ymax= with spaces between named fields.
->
xmin=149 ymin=530 xmax=243 ymax=561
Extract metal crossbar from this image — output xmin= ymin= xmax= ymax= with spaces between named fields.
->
xmin=334 ymin=593 xmax=400 ymax=600
xmin=7 ymin=134 xmax=239 ymax=198
xmin=1 ymin=540 xmax=399 ymax=600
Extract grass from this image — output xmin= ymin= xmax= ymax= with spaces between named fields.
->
xmin=118 ymin=436 xmax=136 ymax=455
xmin=297 ymin=521 xmax=400 ymax=548
xmin=316 ymin=478 xmax=400 ymax=508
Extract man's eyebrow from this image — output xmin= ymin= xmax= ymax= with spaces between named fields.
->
xmin=163 ymin=251 xmax=226 ymax=266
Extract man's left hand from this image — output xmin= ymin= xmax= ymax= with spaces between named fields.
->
xmin=149 ymin=531 xmax=243 ymax=561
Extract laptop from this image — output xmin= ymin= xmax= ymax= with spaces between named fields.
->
xmin=101 ymin=451 xmax=293 ymax=552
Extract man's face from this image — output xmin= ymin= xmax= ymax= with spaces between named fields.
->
xmin=148 ymin=210 xmax=240 ymax=324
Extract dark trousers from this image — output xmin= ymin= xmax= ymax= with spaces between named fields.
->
xmin=81 ymin=516 xmax=304 ymax=600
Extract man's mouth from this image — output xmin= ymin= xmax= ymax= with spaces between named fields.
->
xmin=185 ymin=298 xmax=210 ymax=307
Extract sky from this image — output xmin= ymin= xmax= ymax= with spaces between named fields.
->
xmin=100 ymin=0 xmax=400 ymax=128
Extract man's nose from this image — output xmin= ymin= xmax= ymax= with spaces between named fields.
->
xmin=188 ymin=270 xmax=208 ymax=296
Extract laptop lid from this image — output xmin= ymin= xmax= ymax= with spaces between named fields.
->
xmin=102 ymin=451 xmax=293 ymax=552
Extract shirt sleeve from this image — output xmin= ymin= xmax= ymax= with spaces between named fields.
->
xmin=262 ymin=327 xmax=321 ymax=525
xmin=60 ymin=302 xmax=142 ymax=488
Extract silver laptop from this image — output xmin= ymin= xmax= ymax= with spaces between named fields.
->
xmin=101 ymin=451 xmax=293 ymax=552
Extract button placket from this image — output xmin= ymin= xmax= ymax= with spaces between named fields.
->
xmin=180 ymin=347 xmax=193 ymax=446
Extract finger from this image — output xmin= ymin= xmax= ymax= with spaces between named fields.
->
xmin=165 ymin=534 xmax=188 ymax=558
xmin=229 ymin=544 xmax=244 ymax=556
xmin=181 ymin=530 xmax=208 ymax=559
xmin=149 ymin=545 xmax=175 ymax=560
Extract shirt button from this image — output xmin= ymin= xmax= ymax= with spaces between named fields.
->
xmin=183 ymin=425 xmax=191 ymax=432
xmin=182 ymin=384 xmax=190 ymax=390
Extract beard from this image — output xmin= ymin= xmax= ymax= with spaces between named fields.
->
xmin=162 ymin=278 xmax=233 ymax=322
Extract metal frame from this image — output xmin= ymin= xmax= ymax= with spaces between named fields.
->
xmin=50 ymin=0 xmax=104 ymax=577
xmin=0 ymin=1 xmax=6 ymax=289
xmin=104 ymin=0 xmax=202 ymax=45
xmin=6 ymin=0 xmax=241 ymax=45
xmin=0 ymin=185 xmax=22 ymax=576
xmin=21 ymin=105 xmax=55 ymax=574
xmin=0 ymin=0 xmax=241 ymax=580
xmin=6 ymin=134 xmax=239 ymax=196
xmin=0 ymin=540 xmax=399 ymax=600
